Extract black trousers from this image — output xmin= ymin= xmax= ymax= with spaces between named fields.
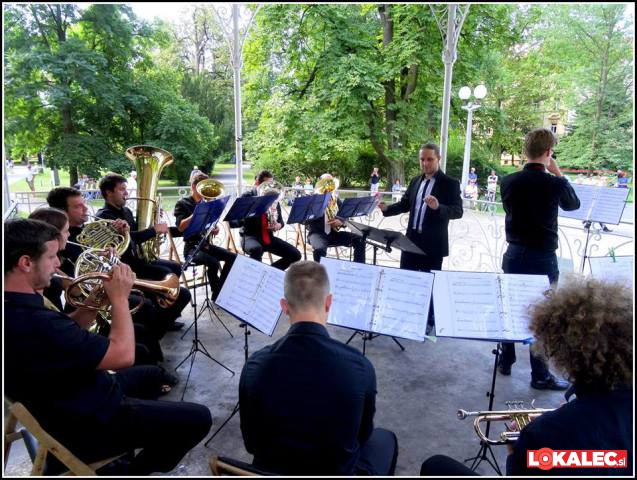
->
xmin=47 ymin=366 xmax=212 ymax=475
xmin=186 ymin=245 xmax=237 ymax=300
xmin=399 ymin=251 xmax=443 ymax=273
xmin=356 ymin=428 xmax=399 ymax=475
xmin=309 ymin=230 xmax=366 ymax=263
xmin=420 ymin=455 xmax=478 ymax=476
xmin=242 ymin=235 xmax=301 ymax=270
xmin=500 ymin=244 xmax=560 ymax=381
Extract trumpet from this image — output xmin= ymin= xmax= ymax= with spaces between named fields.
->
xmin=54 ymin=270 xmax=180 ymax=312
xmin=457 ymin=401 xmax=553 ymax=445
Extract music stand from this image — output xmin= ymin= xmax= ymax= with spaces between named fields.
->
xmin=223 ymin=194 xmax=278 ymax=224
xmin=204 ymin=256 xmax=284 ymax=446
xmin=343 ymin=221 xmax=425 ymax=353
xmin=463 ymin=343 xmax=504 ymax=476
xmin=175 ymin=196 xmax=235 ymax=400
xmin=337 ymin=196 xmax=378 ymax=219
xmin=181 ymin=198 xmax=234 ymax=340
xmin=287 ymin=193 xmax=331 ymax=260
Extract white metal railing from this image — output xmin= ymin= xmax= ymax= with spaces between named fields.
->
xmin=8 ymin=186 xmax=634 ymax=276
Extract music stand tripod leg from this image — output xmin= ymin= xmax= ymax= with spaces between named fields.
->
xmin=199 ymin=265 xmax=233 ymax=338
xmin=204 ymin=323 xmax=251 ymax=446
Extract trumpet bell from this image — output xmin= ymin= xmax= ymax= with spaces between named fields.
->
xmin=196 ymin=179 xmax=225 ymax=201
xmin=257 ymin=180 xmax=284 ymax=197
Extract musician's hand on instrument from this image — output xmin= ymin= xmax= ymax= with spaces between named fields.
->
xmin=212 ymin=225 xmax=220 ymax=236
xmin=271 ymin=222 xmax=283 ymax=231
xmin=424 ymin=195 xmax=439 ymax=210
xmin=153 ymin=222 xmax=168 ymax=234
xmin=378 ymin=202 xmax=387 ymax=212
xmin=328 ymin=218 xmax=343 ymax=228
xmin=112 ymin=219 xmax=129 ymax=234
xmin=103 ymin=264 xmax=135 ymax=302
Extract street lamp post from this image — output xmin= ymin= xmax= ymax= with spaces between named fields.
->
xmin=459 ymin=84 xmax=487 ymax=191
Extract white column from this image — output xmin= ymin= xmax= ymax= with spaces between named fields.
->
xmin=461 ymin=106 xmax=474 ymax=190
xmin=3 ymin=154 xmax=11 ymax=215
xmin=232 ymin=4 xmax=243 ymax=195
xmin=439 ymin=5 xmax=457 ymax=173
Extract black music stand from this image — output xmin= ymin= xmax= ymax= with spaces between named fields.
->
xmin=175 ymin=196 xmax=235 ymax=400
xmin=287 ymin=193 xmax=331 ymax=260
xmin=337 ymin=196 xmax=378 ymax=219
xmin=463 ymin=343 xmax=504 ymax=476
xmin=223 ymin=194 xmax=278 ymax=225
xmin=343 ymin=221 xmax=426 ymax=353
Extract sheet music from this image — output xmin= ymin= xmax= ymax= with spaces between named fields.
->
xmin=215 ymin=255 xmax=284 ymax=336
xmin=559 ymin=185 xmax=628 ymax=224
xmin=500 ymin=274 xmax=550 ymax=341
xmin=321 ymin=258 xmax=376 ymax=331
xmin=372 ymin=268 xmax=433 ymax=341
xmin=433 ymin=272 xmax=502 ymax=339
xmin=322 ymin=257 xmax=433 ymax=341
xmin=433 ymin=271 xmax=548 ymax=342
xmin=589 ymin=256 xmax=634 ymax=287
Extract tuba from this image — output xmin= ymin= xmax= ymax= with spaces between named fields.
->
xmin=196 ymin=179 xmax=225 ymax=201
xmin=125 ymin=145 xmax=174 ymax=262
xmin=257 ymin=180 xmax=284 ymax=229
xmin=457 ymin=401 xmax=554 ymax=445
xmin=315 ymin=176 xmax=341 ymax=231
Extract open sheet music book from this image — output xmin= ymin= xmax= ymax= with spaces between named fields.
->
xmin=321 ymin=257 xmax=433 ymax=342
xmin=559 ymin=184 xmax=629 ymax=224
xmin=215 ymin=255 xmax=284 ymax=336
xmin=433 ymin=271 xmax=550 ymax=342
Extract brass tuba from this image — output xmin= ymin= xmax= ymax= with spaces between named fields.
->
xmin=125 ymin=145 xmax=174 ymax=262
xmin=196 ymin=178 xmax=225 ymax=201
xmin=315 ymin=175 xmax=341 ymax=231
xmin=457 ymin=401 xmax=554 ymax=445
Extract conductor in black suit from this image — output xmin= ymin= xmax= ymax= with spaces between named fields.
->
xmin=378 ymin=143 xmax=463 ymax=272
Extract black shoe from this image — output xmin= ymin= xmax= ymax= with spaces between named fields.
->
xmin=602 ymin=226 xmax=612 ymax=232
xmin=168 ymin=321 xmax=185 ymax=331
xmin=531 ymin=374 xmax=569 ymax=391
xmin=498 ymin=363 xmax=512 ymax=375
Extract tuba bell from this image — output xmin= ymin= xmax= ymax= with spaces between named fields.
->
xmin=125 ymin=145 xmax=174 ymax=262
xmin=315 ymin=175 xmax=341 ymax=231
xmin=457 ymin=401 xmax=554 ymax=445
xmin=196 ymin=179 xmax=225 ymax=201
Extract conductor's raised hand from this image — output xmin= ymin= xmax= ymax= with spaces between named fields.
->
xmin=378 ymin=202 xmax=388 ymax=212
xmin=424 ymin=195 xmax=439 ymax=210
xmin=103 ymin=263 xmax=135 ymax=303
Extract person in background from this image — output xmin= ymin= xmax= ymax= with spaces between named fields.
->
xmin=391 ymin=179 xmax=402 ymax=202
xmin=486 ymin=170 xmax=498 ymax=202
xmin=468 ymin=167 xmax=478 ymax=186
xmin=370 ymin=167 xmax=380 ymax=197
xmin=303 ymin=177 xmax=314 ymax=194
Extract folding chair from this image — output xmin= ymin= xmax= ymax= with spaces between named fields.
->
xmin=4 ymin=401 xmax=125 ymax=476
xmin=209 ymin=455 xmax=276 ymax=476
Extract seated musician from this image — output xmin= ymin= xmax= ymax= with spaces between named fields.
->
xmin=420 ymin=277 xmax=632 ymax=476
xmin=307 ymin=173 xmax=366 ymax=264
xmin=95 ymin=176 xmax=192 ymax=331
xmin=28 ymin=206 xmax=168 ymax=368
xmin=231 ymin=169 xmax=301 ymax=270
xmin=47 ymin=187 xmax=181 ymax=347
xmin=239 ymin=261 xmax=398 ymax=475
xmin=173 ymin=172 xmax=236 ymax=300
xmin=4 ymin=218 xmax=212 ymax=475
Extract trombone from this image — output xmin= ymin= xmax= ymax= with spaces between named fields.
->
xmin=457 ymin=401 xmax=553 ymax=445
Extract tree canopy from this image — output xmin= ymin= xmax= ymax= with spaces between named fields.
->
xmin=4 ymin=3 xmax=633 ymax=188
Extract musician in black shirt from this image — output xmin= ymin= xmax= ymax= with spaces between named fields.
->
xmin=239 ymin=261 xmax=398 ymax=475
xmin=499 ymin=128 xmax=580 ymax=390
xmin=173 ymin=172 xmax=236 ymax=300
xmin=4 ymin=219 xmax=211 ymax=475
